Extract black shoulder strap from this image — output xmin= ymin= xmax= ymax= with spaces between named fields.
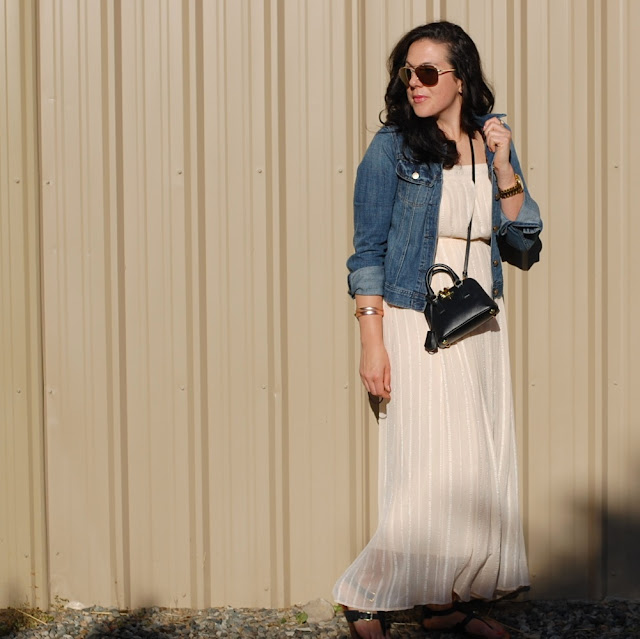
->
xmin=462 ymin=134 xmax=476 ymax=279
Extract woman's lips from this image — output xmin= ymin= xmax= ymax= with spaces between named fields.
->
xmin=412 ymin=94 xmax=428 ymax=103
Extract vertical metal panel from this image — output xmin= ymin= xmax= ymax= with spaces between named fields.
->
xmin=603 ymin=0 xmax=640 ymax=598
xmin=0 ymin=0 xmax=47 ymax=607
xmin=200 ymin=0 xmax=275 ymax=607
xmin=117 ymin=0 xmax=194 ymax=607
xmin=39 ymin=0 xmax=126 ymax=606
xmin=278 ymin=0 xmax=368 ymax=604
xmin=4 ymin=0 xmax=638 ymax=609
xmin=517 ymin=0 xmax=602 ymax=598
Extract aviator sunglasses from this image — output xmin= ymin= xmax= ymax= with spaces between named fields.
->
xmin=398 ymin=64 xmax=456 ymax=87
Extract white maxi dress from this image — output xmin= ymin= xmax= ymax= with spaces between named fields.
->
xmin=333 ymin=163 xmax=530 ymax=611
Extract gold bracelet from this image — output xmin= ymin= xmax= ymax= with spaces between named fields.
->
xmin=355 ymin=306 xmax=384 ymax=319
xmin=495 ymin=173 xmax=524 ymax=200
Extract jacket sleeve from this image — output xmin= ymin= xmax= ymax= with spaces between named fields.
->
xmin=498 ymin=139 xmax=543 ymax=252
xmin=346 ymin=129 xmax=398 ymax=298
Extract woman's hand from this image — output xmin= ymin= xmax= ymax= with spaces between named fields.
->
xmin=360 ymin=340 xmax=391 ymax=400
xmin=483 ymin=117 xmax=524 ymax=221
xmin=482 ymin=117 xmax=512 ymax=174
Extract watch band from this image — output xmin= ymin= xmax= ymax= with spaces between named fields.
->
xmin=495 ymin=173 xmax=524 ymax=200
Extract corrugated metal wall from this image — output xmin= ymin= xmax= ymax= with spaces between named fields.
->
xmin=1 ymin=0 xmax=639 ymax=609
xmin=0 ymin=0 xmax=48 ymax=608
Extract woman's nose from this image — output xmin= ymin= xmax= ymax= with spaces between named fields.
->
xmin=408 ymin=70 xmax=421 ymax=87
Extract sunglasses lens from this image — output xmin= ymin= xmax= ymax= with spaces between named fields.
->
xmin=398 ymin=67 xmax=411 ymax=86
xmin=398 ymin=65 xmax=440 ymax=87
xmin=415 ymin=65 xmax=438 ymax=86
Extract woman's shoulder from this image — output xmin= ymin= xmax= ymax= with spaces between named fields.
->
xmin=371 ymin=124 xmax=401 ymax=142
xmin=362 ymin=125 xmax=404 ymax=161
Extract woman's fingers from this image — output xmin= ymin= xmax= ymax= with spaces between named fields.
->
xmin=483 ymin=117 xmax=510 ymax=150
xmin=383 ymin=363 xmax=391 ymax=395
xmin=483 ymin=117 xmax=511 ymax=170
xmin=360 ymin=344 xmax=391 ymax=399
xmin=360 ymin=369 xmax=391 ymax=399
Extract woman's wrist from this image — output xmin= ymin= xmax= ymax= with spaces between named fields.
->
xmin=358 ymin=315 xmax=384 ymax=345
xmin=493 ymin=164 xmax=516 ymax=189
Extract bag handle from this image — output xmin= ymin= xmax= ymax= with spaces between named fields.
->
xmin=425 ymin=263 xmax=462 ymax=301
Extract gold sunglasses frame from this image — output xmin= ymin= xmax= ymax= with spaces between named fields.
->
xmin=398 ymin=64 xmax=456 ymax=87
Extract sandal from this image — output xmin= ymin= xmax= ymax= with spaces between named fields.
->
xmin=422 ymin=602 xmax=509 ymax=638
xmin=342 ymin=606 xmax=390 ymax=638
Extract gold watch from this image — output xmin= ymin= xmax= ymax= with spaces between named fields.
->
xmin=495 ymin=173 xmax=524 ymax=200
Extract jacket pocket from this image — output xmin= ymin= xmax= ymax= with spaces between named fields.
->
xmin=395 ymin=158 xmax=437 ymax=206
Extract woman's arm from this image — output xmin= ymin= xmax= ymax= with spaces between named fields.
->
xmin=483 ymin=117 xmax=524 ymax=221
xmin=347 ymin=130 xmax=398 ymax=297
xmin=347 ymin=130 xmax=398 ymax=399
xmin=355 ymin=294 xmax=391 ymax=400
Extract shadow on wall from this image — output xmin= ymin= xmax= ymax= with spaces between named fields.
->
xmin=599 ymin=478 xmax=640 ymax=599
xmin=526 ymin=469 xmax=640 ymax=600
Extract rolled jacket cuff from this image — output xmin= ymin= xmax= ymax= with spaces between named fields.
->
xmin=347 ymin=265 xmax=385 ymax=298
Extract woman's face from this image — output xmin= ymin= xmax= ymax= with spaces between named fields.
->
xmin=403 ymin=39 xmax=462 ymax=122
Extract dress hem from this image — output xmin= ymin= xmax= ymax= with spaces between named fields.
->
xmin=333 ymin=582 xmax=532 ymax=613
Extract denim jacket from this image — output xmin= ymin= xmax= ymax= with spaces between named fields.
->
xmin=347 ymin=114 xmax=542 ymax=311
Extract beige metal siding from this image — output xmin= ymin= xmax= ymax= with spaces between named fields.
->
xmin=1 ymin=0 xmax=639 ymax=609
xmin=602 ymin=0 xmax=640 ymax=598
xmin=0 ymin=0 xmax=47 ymax=608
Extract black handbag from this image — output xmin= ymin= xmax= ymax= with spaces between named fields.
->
xmin=423 ymin=135 xmax=499 ymax=353
xmin=423 ymin=264 xmax=499 ymax=352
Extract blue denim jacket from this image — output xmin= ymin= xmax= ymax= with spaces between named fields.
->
xmin=347 ymin=114 xmax=542 ymax=311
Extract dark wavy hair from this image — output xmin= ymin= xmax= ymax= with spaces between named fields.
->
xmin=383 ymin=22 xmax=495 ymax=168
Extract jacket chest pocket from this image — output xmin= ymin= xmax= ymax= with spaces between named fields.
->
xmin=395 ymin=158 xmax=438 ymax=206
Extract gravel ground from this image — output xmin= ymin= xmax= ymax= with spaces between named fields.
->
xmin=1 ymin=599 xmax=639 ymax=639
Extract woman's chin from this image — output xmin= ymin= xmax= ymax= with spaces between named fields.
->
xmin=411 ymin=104 xmax=434 ymax=119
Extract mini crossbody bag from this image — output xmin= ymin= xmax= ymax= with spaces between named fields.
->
xmin=423 ymin=135 xmax=499 ymax=353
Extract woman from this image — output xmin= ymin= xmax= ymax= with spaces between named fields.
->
xmin=333 ymin=22 xmax=542 ymax=639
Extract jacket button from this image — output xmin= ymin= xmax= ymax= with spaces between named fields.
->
xmin=412 ymin=172 xmax=419 ymax=179
xmin=493 ymin=259 xmax=499 ymax=266
xmin=492 ymin=225 xmax=499 ymax=232
xmin=493 ymin=288 xmax=499 ymax=296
